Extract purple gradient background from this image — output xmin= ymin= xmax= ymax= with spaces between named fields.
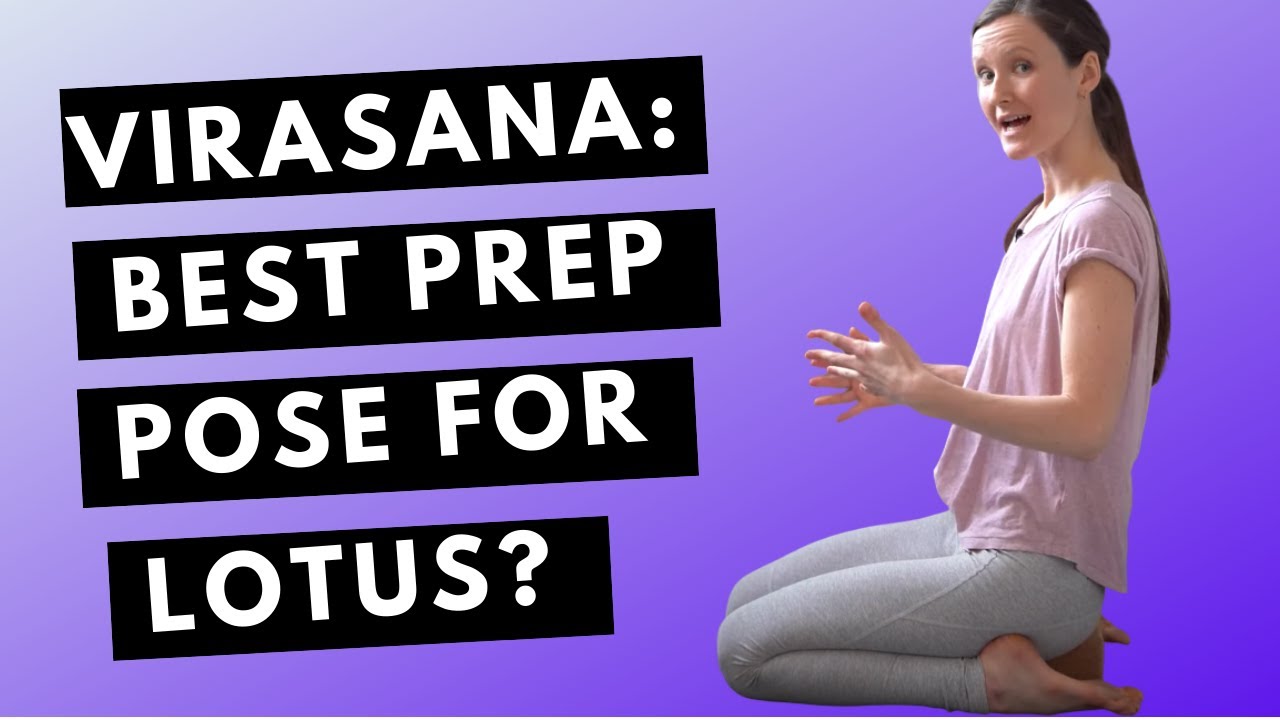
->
xmin=2 ymin=0 xmax=1276 ymax=714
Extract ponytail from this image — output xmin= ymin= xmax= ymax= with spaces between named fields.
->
xmin=1092 ymin=72 xmax=1172 ymax=385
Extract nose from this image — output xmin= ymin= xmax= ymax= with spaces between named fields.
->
xmin=991 ymin=72 xmax=1012 ymax=106
xmin=980 ymin=75 xmax=1010 ymax=115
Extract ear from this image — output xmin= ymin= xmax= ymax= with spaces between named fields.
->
xmin=1078 ymin=50 xmax=1104 ymax=97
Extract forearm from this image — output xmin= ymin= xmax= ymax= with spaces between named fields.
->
xmin=924 ymin=363 xmax=968 ymax=386
xmin=906 ymin=372 xmax=1101 ymax=460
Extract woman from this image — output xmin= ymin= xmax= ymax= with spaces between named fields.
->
xmin=717 ymin=0 xmax=1171 ymax=714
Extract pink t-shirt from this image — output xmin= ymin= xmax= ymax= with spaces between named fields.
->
xmin=932 ymin=180 xmax=1160 ymax=592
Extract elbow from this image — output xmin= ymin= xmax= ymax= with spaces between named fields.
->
xmin=1074 ymin=420 xmax=1117 ymax=462
xmin=1067 ymin=400 xmax=1115 ymax=462
xmin=1072 ymin=437 xmax=1104 ymax=462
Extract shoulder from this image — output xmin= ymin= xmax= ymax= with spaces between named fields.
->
xmin=1059 ymin=182 xmax=1153 ymax=244
xmin=1052 ymin=183 xmax=1153 ymax=302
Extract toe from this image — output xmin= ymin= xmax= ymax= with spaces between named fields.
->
xmin=1105 ymin=687 xmax=1142 ymax=715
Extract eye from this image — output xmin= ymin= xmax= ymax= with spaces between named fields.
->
xmin=977 ymin=69 xmax=993 ymax=83
xmin=1015 ymin=61 xmax=1032 ymax=73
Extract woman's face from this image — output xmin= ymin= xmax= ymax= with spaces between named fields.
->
xmin=972 ymin=14 xmax=1088 ymax=161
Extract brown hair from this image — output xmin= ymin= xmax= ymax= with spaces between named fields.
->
xmin=974 ymin=0 xmax=1171 ymax=384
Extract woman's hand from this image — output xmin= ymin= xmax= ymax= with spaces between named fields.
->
xmin=804 ymin=301 xmax=931 ymax=407
xmin=808 ymin=326 xmax=895 ymax=421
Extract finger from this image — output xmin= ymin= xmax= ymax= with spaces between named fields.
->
xmin=836 ymin=404 xmax=870 ymax=422
xmin=848 ymin=326 xmax=871 ymax=341
xmin=806 ymin=329 xmax=857 ymax=353
xmin=806 ymin=350 xmax=838 ymax=369
xmin=807 ymin=349 xmax=860 ymax=370
xmin=814 ymin=389 xmax=859 ymax=406
xmin=827 ymin=365 xmax=862 ymax=381
xmin=809 ymin=342 xmax=871 ymax=364
xmin=846 ymin=337 xmax=874 ymax=357
xmin=808 ymin=374 xmax=851 ymax=388
xmin=859 ymin=301 xmax=898 ymax=344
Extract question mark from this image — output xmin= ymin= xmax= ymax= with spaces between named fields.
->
xmin=499 ymin=530 xmax=547 ymax=607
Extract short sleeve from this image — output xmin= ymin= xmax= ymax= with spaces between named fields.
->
xmin=1054 ymin=197 xmax=1148 ymax=306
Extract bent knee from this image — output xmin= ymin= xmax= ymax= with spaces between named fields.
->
xmin=717 ymin=612 xmax=768 ymax=698
xmin=724 ymin=567 xmax=771 ymax=617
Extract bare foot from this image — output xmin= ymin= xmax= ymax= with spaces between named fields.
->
xmin=980 ymin=634 xmax=1142 ymax=715
xmin=1100 ymin=615 xmax=1131 ymax=645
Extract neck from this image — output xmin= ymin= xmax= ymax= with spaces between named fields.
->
xmin=1035 ymin=108 xmax=1124 ymax=207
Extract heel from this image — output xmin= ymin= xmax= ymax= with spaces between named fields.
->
xmin=1046 ymin=622 xmax=1104 ymax=681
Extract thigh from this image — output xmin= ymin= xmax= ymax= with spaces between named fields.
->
xmin=719 ymin=548 xmax=1103 ymax=667
xmin=726 ymin=509 xmax=958 ymax=616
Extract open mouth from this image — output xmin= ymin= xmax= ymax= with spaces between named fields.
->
xmin=1001 ymin=114 xmax=1031 ymax=134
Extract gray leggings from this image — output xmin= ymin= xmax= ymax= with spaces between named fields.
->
xmin=717 ymin=509 xmax=1104 ymax=712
